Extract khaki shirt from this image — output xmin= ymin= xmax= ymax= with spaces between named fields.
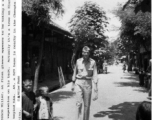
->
xmin=72 ymin=58 xmax=98 ymax=84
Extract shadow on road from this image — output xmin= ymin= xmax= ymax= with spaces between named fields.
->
xmin=94 ymin=102 xmax=140 ymax=120
xmin=120 ymin=76 xmax=138 ymax=81
xmin=98 ymin=72 xmax=113 ymax=75
xmin=114 ymin=81 xmax=140 ymax=88
xmin=53 ymin=116 xmax=64 ymax=120
xmin=134 ymin=88 xmax=147 ymax=93
xmin=115 ymin=72 xmax=140 ymax=87
xmin=50 ymin=91 xmax=75 ymax=103
xmin=114 ymin=72 xmax=148 ymax=94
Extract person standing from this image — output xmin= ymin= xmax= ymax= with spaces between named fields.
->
xmin=22 ymin=77 xmax=36 ymax=120
xmin=35 ymin=86 xmax=53 ymax=120
xmin=71 ymin=46 xmax=98 ymax=120
xmin=103 ymin=60 xmax=108 ymax=74
xmin=123 ymin=61 xmax=127 ymax=73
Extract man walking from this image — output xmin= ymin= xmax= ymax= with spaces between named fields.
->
xmin=71 ymin=46 xmax=98 ymax=120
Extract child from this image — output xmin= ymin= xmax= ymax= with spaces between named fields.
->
xmin=22 ymin=77 xmax=36 ymax=120
xmin=35 ymin=86 xmax=53 ymax=120
xmin=136 ymin=101 xmax=151 ymax=120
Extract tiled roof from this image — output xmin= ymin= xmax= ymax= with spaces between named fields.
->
xmin=50 ymin=20 xmax=72 ymax=36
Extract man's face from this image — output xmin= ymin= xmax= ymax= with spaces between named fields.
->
xmin=82 ymin=51 xmax=90 ymax=59
xmin=23 ymin=79 xmax=33 ymax=92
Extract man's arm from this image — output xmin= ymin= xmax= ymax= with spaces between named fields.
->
xmin=23 ymin=110 xmax=32 ymax=118
xmin=92 ymin=61 xmax=98 ymax=101
xmin=72 ymin=62 xmax=77 ymax=82
xmin=71 ymin=61 xmax=77 ymax=91
xmin=92 ymin=61 xmax=98 ymax=91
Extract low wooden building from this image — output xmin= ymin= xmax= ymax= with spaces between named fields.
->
xmin=22 ymin=12 xmax=74 ymax=79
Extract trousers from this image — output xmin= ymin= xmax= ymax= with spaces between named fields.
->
xmin=75 ymin=79 xmax=92 ymax=120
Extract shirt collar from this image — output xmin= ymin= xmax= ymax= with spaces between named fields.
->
xmin=82 ymin=58 xmax=90 ymax=63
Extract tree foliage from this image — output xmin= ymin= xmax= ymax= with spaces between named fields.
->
xmin=94 ymin=44 xmax=115 ymax=60
xmin=114 ymin=4 xmax=151 ymax=55
xmin=123 ymin=0 xmax=151 ymax=13
xmin=22 ymin=0 xmax=64 ymax=26
xmin=69 ymin=1 xmax=109 ymax=68
xmin=69 ymin=1 xmax=109 ymax=49
xmin=22 ymin=0 xmax=64 ymax=92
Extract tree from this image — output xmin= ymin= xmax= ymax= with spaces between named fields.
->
xmin=123 ymin=0 xmax=151 ymax=13
xmin=22 ymin=0 xmax=64 ymax=92
xmin=68 ymin=1 xmax=109 ymax=69
xmin=94 ymin=41 xmax=117 ymax=61
xmin=114 ymin=4 xmax=150 ymax=55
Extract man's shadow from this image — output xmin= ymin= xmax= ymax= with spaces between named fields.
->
xmin=94 ymin=102 xmax=140 ymax=120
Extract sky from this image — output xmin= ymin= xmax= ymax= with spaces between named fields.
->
xmin=54 ymin=0 xmax=128 ymax=41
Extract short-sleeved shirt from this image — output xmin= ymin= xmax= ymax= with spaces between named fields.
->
xmin=38 ymin=96 xmax=49 ymax=119
xmin=76 ymin=58 xmax=97 ymax=83
xmin=37 ymin=96 xmax=53 ymax=120
xmin=22 ymin=91 xmax=36 ymax=120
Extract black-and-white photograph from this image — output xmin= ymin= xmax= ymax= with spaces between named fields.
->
xmin=22 ymin=0 xmax=151 ymax=120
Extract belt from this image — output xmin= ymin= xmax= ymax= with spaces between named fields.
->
xmin=76 ymin=77 xmax=92 ymax=80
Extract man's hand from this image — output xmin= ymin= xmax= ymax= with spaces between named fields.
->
xmin=71 ymin=82 xmax=75 ymax=91
xmin=93 ymin=83 xmax=98 ymax=101
xmin=93 ymin=89 xmax=98 ymax=101
xmin=23 ymin=110 xmax=32 ymax=118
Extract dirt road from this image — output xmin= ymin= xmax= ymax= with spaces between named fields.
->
xmin=50 ymin=64 xmax=149 ymax=120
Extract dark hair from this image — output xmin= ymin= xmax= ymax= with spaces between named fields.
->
xmin=22 ymin=77 xmax=33 ymax=92
xmin=35 ymin=89 xmax=45 ymax=97
xmin=35 ymin=89 xmax=41 ymax=97
xmin=35 ymin=87 xmax=49 ymax=98
xmin=22 ymin=75 xmax=33 ymax=82
xmin=136 ymin=101 xmax=151 ymax=120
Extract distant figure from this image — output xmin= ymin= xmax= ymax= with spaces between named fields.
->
xmin=35 ymin=86 xmax=53 ymax=120
xmin=123 ymin=61 xmax=126 ymax=73
xmin=146 ymin=59 xmax=151 ymax=98
xmin=115 ymin=60 xmax=119 ymax=65
xmin=103 ymin=60 xmax=108 ymax=74
xmin=128 ymin=58 xmax=133 ymax=72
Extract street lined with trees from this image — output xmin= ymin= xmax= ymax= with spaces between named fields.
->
xmin=21 ymin=0 xmax=151 ymax=120
xmin=113 ymin=0 xmax=151 ymax=71
xmin=22 ymin=0 xmax=151 ymax=93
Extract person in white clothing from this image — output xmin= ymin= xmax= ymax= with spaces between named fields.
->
xmin=103 ymin=60 xmax=108 ymax=74
xmin=35 ymin=86 xmax=53 ymax=120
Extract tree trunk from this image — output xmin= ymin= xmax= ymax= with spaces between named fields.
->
xmin=71 ymin=42 xmax=79 ymax=70
xmin=140 ymin=37 xmax=149 ymax=52
xmin=142 ymin=42 xmax=149 ymax=52
xmin=33 ymin=29 xmax=45 ymax=93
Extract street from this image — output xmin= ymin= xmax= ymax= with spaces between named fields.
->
xmin=50 ymin=64 xmax=148 ymax=120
